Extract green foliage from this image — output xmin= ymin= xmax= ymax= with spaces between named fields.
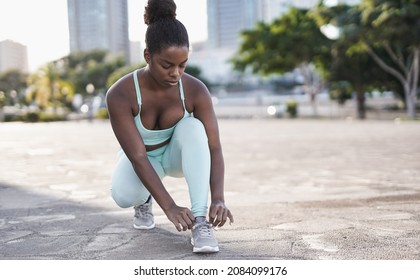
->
xmin=0 ymin=70 xmax=28 ymax=106
xmin=286 ymin=100 xmax=298 ymax=118
xmin=24 ymin=112 xmax=40 ymax=122
xmin=0 ymin=69 xmax=28 ymax=93
xmin=106 ymin=64 xmax=144 ymax=88
xmin=359 ymin=0 xmax=420 ymax=47
xmin=2 ymin=111 xmax=66 ymax=122
xmin=25 ymin=111 xmax=67 ymax=122
xmin=357 ymin=0 xmax=420 ymax=117
xmin=0 ymin=91 xmax=6 ymax=108
xmin=185 ymin=65 xmax=212 ymax=89
xmin=57 ymin=49 xmax=126 ymax=95
xmin=26 ymin=63 xmax=75 ymax=110
xmin=231 ymin=7 xmax=332 ymax=76
xmin=96 ymin=108 xmax=109 ymax=119
xmin=329 ymin=81 xmax=353 ymax=105
xmin=312 ymin=0 xmax=420 ymax=118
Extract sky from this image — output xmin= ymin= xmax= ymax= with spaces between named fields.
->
xmin=0 ymin=0 xmax=208 ymax=71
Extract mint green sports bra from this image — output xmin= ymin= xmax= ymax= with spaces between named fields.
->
xmin=133 ymin=69 xmax=191 ymax=146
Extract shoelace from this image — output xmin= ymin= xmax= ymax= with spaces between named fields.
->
xmin=194 ymin=222 xmax=213 ymax=238
xmin=134 ymin=204 xmax=152 ymax=218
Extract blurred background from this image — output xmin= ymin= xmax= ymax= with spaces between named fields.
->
xmin=0 ymin=0 xmax=419 ymax=122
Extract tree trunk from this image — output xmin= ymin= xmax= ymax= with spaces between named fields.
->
xmin=405 ymin=87 xmax=417 ymax=119
xmin=310 ymin=92 xmax=317 ymax=117
xmin=355 ymin=89 xmax=366 ymax=119
xmin=299 ymin=63 xmax=321 ymax=117
xmin=365 ymin=44 xmax=419 ymax=119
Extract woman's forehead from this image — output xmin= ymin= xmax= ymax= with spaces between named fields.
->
xmin=156 ymin=46 xmax=189 ymax=60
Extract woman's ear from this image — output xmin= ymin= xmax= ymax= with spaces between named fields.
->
xmin=144 ymin=49 xmax=151 ymax=64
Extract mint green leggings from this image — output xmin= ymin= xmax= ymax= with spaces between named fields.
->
xmin=111 ymin=117 xmax=210 ymax=217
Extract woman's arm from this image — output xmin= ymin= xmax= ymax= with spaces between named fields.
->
xmin=106 ymin=78 xmax=194 ymax=231
xmin=185 ymin=76 xmax=234 ymax=227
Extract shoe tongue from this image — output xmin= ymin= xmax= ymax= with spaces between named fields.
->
xmin=195 ymin=216 xmax=206 ymax=223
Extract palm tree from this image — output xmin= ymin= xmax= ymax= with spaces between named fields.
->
xmin=27 ymin=62 xmax=74 ymax=111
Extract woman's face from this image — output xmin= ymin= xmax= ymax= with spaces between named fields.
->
xmin=146 ymin=46 xmax=189 ymax=88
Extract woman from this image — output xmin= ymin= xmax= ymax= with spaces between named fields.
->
xmin=106 ymin=0 xmax=233 ymax=253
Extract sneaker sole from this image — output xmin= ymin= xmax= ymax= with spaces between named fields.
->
xmin=133 ymin=223 xmax=155 ymax=230
xmin=191 ymin=238 xmax=219 ymax=253
xmin=193 ymin=246 xmax=219 ymax=253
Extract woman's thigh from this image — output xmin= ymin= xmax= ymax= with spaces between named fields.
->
xmin=111 ymin=151 xmax=164 ymax=208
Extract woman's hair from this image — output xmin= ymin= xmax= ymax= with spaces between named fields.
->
xmin=144 ymin=0 xmax=189 ymax=55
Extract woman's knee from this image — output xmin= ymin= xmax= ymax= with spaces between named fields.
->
xmin=110 ymin=152 xmax=155 ymax=208
xmin=174 ymin=117 xmax=207 ymax=142
xmin=111 ymin=182 xmax=150 ymax=208
xmin=111 ymin=187 xmax=134 ymax=208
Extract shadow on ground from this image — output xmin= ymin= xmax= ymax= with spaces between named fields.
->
xmin=0 ymin=182 xmax=307 ymax=260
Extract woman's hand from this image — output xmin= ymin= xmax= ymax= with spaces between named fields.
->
xmin=164 ymin=204 xmax=195 ymax=232
xmin=209 ymin=200 xmax=234 ymax=228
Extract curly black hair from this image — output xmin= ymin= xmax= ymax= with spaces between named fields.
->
xmin=144 ymin=0 xmax=189 ymax=55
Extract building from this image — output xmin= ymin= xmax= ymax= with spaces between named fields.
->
xmin=0 ymin=40 xmax=29 ymax=73
xmin=129 ymin=41 xmax=143 ymax=66
xmin=259 ymin=0 xmax=292 ymax=23
xmin=327 ymin=0 xmax=361 ymax=5
xmin=67 ymin=0 xmax=130 ymax=62
xmin=207 ymin=0 xmax=259 ymax=49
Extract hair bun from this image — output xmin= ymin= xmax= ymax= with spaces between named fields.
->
xmin=144 ymin=0 xmax=177 ymax=25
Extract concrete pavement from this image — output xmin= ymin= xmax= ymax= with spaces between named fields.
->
xmin=0 ymin=118 xmax=419 ymax=259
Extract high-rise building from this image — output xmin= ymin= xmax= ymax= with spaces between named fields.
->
xmin=129 ymin=41 xmax=143 ymax=66
xmin=67 ymin=0 xmax=130 ymax=62
xmin=0 ymin=40 xmax=29 ymax=73
xmin=207 ymin=0 xmax=260 ymax=49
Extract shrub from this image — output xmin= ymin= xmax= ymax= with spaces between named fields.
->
xmin=25 ymin=112 xmax=40 ymax=122
xmin=286 ymin=101 xmax=298 ymax=118
xmin=96 ymin=108 xmax=109 ymax=119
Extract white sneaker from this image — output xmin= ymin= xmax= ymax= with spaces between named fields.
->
xmin=191 ymin=217 xmax=219 ymax=253
xmin=133 ymin=198 xmax=155 ymax=230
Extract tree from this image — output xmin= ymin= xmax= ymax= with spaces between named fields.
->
xmin=26 ymin=62 xmax=74 ymax=111
xmin=231 ymin=7 xmax=333 ymax=116
xmin=57 ymin=49 xmax=126 ymax=95
xmin=312 ymin=3 xmax=399 ymax=119
xmin=185 ymin=65 xmax=211 ymax=89
xmin=0 ymin=69 xmax=28 ymax=106
xmin=106 ymin=64 xmax=145 ymax=89
xmin=357 ymin=0 xmax=420 ymax=119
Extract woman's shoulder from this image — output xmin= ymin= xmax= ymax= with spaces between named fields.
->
xmin=181 ymin=73 xmax=214 ymax=113
xmin=106 ymin=70 xmax=136 ymax=104
xmin=181 ymin=73 xmax=209 ymax=96
xmin=106 ymin=70 xmax=140 ymax=116
xmin=108 ymin=71 xmax=135 ymax=95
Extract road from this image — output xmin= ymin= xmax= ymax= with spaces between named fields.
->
xmin=0 ymin=118 xmax=419 ymax=260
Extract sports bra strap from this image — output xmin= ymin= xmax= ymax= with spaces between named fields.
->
xmin=179 ymin=79 xmax=187 ymax=111
xmin=133 ymin=69 xmax=142 ymax=105
xmin=132 ymin=69 xmax=186 ymax=111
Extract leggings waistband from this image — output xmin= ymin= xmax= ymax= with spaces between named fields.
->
xmin=146 ymin=145 xmax=168 ymax=158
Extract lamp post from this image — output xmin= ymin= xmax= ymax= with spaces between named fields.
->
xmin=85 ymin=83 xmax=95 ymax=121
xmin=0 ymin=91 xmax=5 ymax=122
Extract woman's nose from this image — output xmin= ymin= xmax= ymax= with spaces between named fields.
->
xmin=169 ymin=67 xmax=181 ymax=78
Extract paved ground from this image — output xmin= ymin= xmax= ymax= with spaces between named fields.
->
xmin=0 ymin=118 xmax=419 ymax=260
